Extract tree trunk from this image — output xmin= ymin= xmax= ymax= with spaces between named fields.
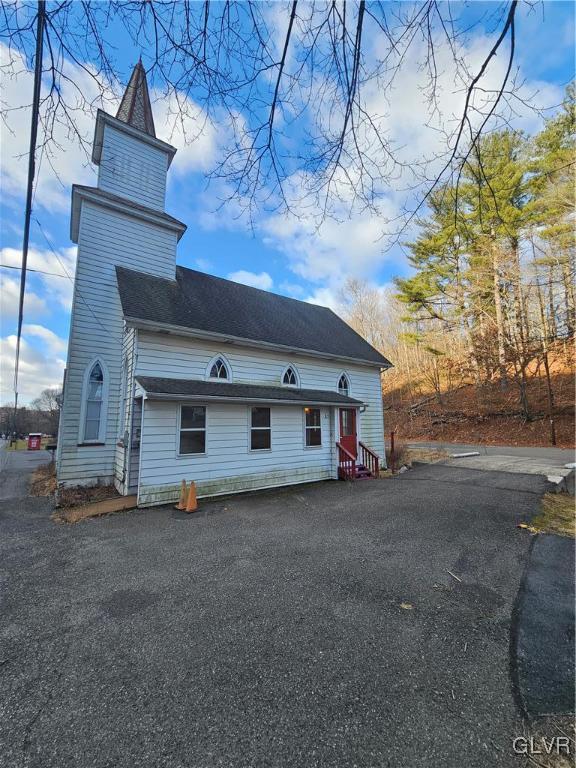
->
xmin=562 ymin=260 xmax=575 ymax=337
xmin=547 ymin=265 xmax=558 ymax=339
xmin=532 ymin=241 xmax=556 ymax=444
xmin=492 ymin=244 xmax=507 ymax=386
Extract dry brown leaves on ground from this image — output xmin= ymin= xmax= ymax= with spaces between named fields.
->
xmin=30 ymin=463 xmax=57 ymax=497
xmin=57 ymin=483 xmax=119 ymax=509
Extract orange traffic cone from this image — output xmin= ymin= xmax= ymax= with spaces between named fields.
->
xmin=185 ymin=481 xmax=198 ymax=513
xmin=175 ymin=479 xmax=187 ymax=510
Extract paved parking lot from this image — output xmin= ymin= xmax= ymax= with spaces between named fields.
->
xmin=0 ymin=464 xmax=549 ymax=767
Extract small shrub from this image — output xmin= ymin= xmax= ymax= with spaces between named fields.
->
xmin=385 ymin=440 xmax=409 ymax=470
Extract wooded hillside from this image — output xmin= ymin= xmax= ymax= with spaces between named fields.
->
xmin=341 ymin=85 xmax=575 ymax=447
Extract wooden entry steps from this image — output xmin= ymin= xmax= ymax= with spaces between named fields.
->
xmin=336 ymin=441 xmax=380 ymax=481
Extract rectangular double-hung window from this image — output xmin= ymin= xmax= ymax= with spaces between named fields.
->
xmin=304 ymin=407 xmax=321 ymax=446
xmin=179 ymin=406 xmax=206 ymax=454
xmin=250 ymin=407 xmax=271 ymax=450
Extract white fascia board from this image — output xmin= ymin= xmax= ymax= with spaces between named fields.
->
xmin=92 ymin=110 xmax=177 ymax=167
xmin=70 ymin=186 xmax=187 ymax=243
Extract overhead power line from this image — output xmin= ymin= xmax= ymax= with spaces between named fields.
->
xmin=1 ymin=264 xmax=68 ymax=278
xmin=34 ymin=217 xmax=124 ymax=344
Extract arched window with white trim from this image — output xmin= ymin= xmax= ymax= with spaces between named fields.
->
xmin=337 ymin=373 xmax=350 ymax=396
xmin=80 ymin=359 xmax=108 ymax=443
xmin=281 ymin=365 xmax=300 ymax=387
xmin=207 ymin=355 xmax=231 ymax=381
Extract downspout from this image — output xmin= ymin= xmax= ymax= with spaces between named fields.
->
xmin=136 ymin=392 xmax=146 ymax=507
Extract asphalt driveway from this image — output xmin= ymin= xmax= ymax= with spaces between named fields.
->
xmin=0 ymin=465 xmax=549 ymax=767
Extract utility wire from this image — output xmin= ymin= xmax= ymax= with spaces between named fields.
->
xmin=1 ymin=264 xmax=68 ymax=278
xmin=13 ymin=0 xmax=45 ymax=431
xmin=33 ymin=217 xmax=124 ymax=344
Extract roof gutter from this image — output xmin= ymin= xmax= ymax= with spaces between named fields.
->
xmin=123 ymin=316 xmax=392 ymax=370
xmin=141 ymin=392 xmax=365 ymax=407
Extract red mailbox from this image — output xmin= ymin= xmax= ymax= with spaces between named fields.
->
xmin=27 ymin=433 xmax=42 ymax=451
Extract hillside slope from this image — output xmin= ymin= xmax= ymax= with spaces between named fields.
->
xmin=383 ymin=351 xmax=575 ymax=449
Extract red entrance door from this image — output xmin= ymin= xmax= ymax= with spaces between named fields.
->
xmin=339 ymin=408 xmax=357 ymax=458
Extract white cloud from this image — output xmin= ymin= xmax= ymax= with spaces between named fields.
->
xmin=0 ymin=275 xmax=49 ymax=326
xmin=0 ymin=43 xmax=219 ymax=213
xmin=22 ymin=323 xmax=68 ymax=355
xmin=249 ymin=28 xmax=564 ymax=300
xmin=155 ymin=91 xmax=219 ymax=175
xmin=194 ymin=257 xmax=214 ymax=272
xmin=0 ymin=328 xmax=67 ymax=405
xmin=303 ymin=287 xmax=340 ymax=312
xmin=227 ymin=270 xmax=273 ymax=291
xmin=1 ymin=245 xmax=77 ymax=317
xmin=279 ymin=281 xmax=306 ymax=298
xmin=0 ymin=44 xmax=106 ymax=211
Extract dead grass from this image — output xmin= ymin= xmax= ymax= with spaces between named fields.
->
xmin=30 ymin=462 xmax=57 ymax=497
xmin=57 ymin=483 xmax=119 ymax=509
xmin=521 ymin=715 xmax=576 ymax=767
xmin=385 ymin=440 xmax=409 ymax=469
xmin=529 ymin=494 xmax=575 ymax=538
xmin=384 ymin=443 xmax=447 ymax=472
xmin=405 ymin=447 xmax=448 ymax=464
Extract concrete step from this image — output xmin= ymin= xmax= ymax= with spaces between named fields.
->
xmin=444 ymin=454 xmax=575 ymax=494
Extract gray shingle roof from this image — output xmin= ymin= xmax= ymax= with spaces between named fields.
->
xmin=116 ymin=60 xmax=156 ymax=137
xmin=136 ymin=377 xmax=364 ymax=405
xmin=116 ymin=266 xmax=391 ymax=367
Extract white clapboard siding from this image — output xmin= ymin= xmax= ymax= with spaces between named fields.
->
xmin=136 ymin=332 xmax=385 ymax=457
xmin=113 ymin=326 xmax=139 ymax=492
xmin=98 ymin=124 xmax=168 ymax=210
xmin=128 ymin=397 xmax=143 ymax=491
xmin=57 ymin=199 xmax=177 ymax=487
xmin=137 ymin=402 xmax=335 ymax=506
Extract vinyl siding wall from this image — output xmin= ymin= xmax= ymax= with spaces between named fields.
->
xmin=135 ymin=332 xmax=385 ymax=505
xmin=138 ymin=402 xmax=334 ymax=506
xmin=113 ymin=326 xmax=138 ymax=492
xmin=57 ymin=199 xmax=177 ymax=487
xmin=98 ymin=124 xmax=168 ymax=210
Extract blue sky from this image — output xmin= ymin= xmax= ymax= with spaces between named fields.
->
xmin=1 ymin=1 xmax=574 ymax=403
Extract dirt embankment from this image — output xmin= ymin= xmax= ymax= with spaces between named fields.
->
xmin=384 ymin=356 xmax=575 ymax=448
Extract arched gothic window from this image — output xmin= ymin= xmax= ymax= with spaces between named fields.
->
xmin=338 ymin=373 xmax=350 ymax=396
xmin=83 ymin=361 xmax=105 ymax=442
xmin=208 ymin=357 xmax=230 ymax=380
xmin=282 ymin=366 xmax=299 ymax=387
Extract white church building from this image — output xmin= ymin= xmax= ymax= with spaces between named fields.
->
xmin=57 ymin=62 xmax=391 ymax=506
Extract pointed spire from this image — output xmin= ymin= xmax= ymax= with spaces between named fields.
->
xmin=115 ymin=59 xmax=156 ymax=137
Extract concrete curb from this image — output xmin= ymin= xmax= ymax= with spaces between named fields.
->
xmin=545 ymin=468 xmax=575 ymax=496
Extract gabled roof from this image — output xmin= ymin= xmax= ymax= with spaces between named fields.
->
xmin=116 ymin=60 xmax=156 ymax=137
xmin=116 ymin=266 xmax=392 ymax=368
xmin=136 ymin=377 xmax=364 ymax=405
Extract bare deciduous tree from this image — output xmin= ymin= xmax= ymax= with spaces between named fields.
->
xmin=1 ymin=0 xmax=532 ymax=229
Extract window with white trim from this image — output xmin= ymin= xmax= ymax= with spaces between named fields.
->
xmin=338 ymin=373 xmax=350 ymax=396
xmin=250 ymin=407 xmax=271 ymax=450
xmin=83 ymin=362 xmax=104 ymax=441
xmin=179 ymin=406 xmax=206 ymax=454
xmin=304 ymin=407 xmax=322 ymax=446
xmin=209 ymin=357 xmax=229 ymax=380
xmin=282 ymin=365 xmax=299 ymax=387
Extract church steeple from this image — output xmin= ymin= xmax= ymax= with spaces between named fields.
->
xmin=115 ymin=59 xmax=156 ymax=137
